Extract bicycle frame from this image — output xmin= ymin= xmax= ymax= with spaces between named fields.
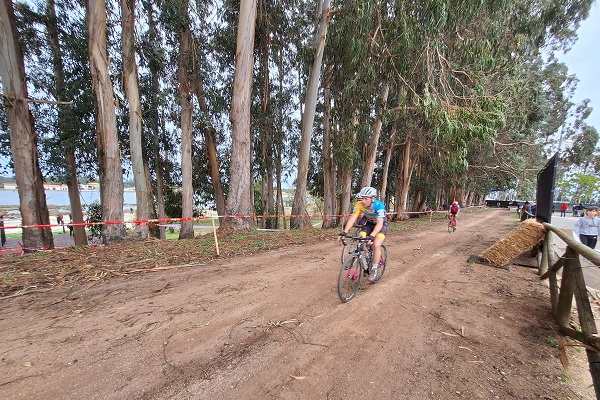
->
xmin=448 ymin=214 xmax=457 ymax=232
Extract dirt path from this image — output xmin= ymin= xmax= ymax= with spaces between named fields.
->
xmin=0 ymin=209 xmax=594 ymax=399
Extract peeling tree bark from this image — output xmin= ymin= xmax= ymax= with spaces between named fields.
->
xmin=86 ymin=0 xmax=125 ymax=243
xmin=0 ymin=0 xmax=54 ymax=250
xmin=223 ymin=0 xmax=257 ymax=230
xmin=122 ymin=0 xmax=151 ymax=239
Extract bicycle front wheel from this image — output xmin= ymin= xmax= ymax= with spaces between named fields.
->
xmin=340 ymin=238 xmax=355 ymax=263
xmin=448 ymin=219 xmax=453 ymax=233
xmin=371 ymin=244 xmax=387 ymax=283
xmin=338 ymin=255 xmax=363 ymax=303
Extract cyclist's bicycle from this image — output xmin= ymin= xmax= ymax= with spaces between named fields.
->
xmin=340 ymin=224 xmax=364 ymax=263
xmin=448 ymin=213 xmax=457 ymax=233
xmin=337 ymin=235 xmax=387 ymax=303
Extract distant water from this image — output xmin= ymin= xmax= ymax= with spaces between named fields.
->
xmin=0 ymin=189 xmax=138 ymax=207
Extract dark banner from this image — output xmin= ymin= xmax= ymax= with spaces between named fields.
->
xmin=536 ymin=153 xmax=558 ymax=223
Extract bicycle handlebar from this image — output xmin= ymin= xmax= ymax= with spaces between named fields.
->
xmin=340 ymin=235 xmax=372 ymax=246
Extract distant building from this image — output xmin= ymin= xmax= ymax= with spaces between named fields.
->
xmin=79 ymin=183 xmax=100 ymax=191
xmin=44 ymin=184 xmax=69 ymax=191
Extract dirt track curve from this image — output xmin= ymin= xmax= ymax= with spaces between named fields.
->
xmin=0 ymin=208 xmax=594 ymax=399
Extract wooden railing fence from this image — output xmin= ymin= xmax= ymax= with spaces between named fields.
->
xmin=538 ymin=223 xmax=600 ymax=398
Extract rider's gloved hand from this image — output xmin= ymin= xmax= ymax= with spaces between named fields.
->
xmin=366 ymin=235 xmax=375 ymax=242
xmin=339 ymin=232 xmax=348 ymax=238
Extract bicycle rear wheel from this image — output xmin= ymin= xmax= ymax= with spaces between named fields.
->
xmin=338 ymin=255 xmax=363 ymax=302
xmin=370 ymin=245 xmax=388 ymax=283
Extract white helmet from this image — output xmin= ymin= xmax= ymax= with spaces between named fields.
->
xmin=359 ymin=186 xmax=377 ymax=198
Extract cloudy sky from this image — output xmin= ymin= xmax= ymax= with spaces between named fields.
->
xmin=557 ymin=2 xmax=600 ymax=132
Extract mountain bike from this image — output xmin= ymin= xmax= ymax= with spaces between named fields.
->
xmin=337 ymin=235 xmax=387 ymax=303
xmin=448 ymin=213 xmax=457 ymax=233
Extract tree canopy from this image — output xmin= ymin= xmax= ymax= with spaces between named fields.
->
xmin=0 ymin=0 xmax=598 ymax=244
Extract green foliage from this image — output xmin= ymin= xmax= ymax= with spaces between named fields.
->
xmin=163 ymin=187 xmax=183 ymax=218
xmin=557 ymin=173 xmax=600 ymax=203
xmin=85 ymin=202 xmax=102 ymax=241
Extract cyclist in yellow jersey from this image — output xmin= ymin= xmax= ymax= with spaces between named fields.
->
xmin=338 ymin=186 xmax=387 ymax=281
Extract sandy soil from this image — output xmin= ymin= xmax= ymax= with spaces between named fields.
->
xmin=0 ymin=209 xmax=595 ymax=399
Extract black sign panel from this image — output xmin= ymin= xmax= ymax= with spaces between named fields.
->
xmin=535 ymin=153 xmax=558 ymax=223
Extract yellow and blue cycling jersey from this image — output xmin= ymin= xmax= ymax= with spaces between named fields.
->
xmin=352 ymin=199 xmax=388 ymax=236
xmin=352 ymin=199 xmax=386 ymax=221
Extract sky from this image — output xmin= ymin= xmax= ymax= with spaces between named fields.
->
xmin=557 ymin=2 xmax=600 ymax=132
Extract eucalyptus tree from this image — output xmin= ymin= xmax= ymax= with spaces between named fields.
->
xmin=222 ymin=0 xmax=257 ymax=230
xmin=252 ymin=0 xmax=274 ymax=228
xmin=171 ymin=0 xmax=194 ymax=238
xmin=319 ymin=0 xmax=381 ymax=220
xmin=192 ymin=51 xmax=226 ymax=222
xmin=250 ymin=0 xmax=307 ymax=229
xmin=0 ymin=0 xmax=54 ymax=249
xmin=384 ymin=0 xmax=593 ymax=211
xmin=290 ymin=0 xmax=332 ymax=229
xmin=271 ymin=1 xmax=311 ymax=229
xmin=122 ymin=0 xmax=152 ymax=239
xmin=138 ymin=0 xmax=171 ymax=238
xmin=86 ymin=0 xmax=125 ymax=243
xmin=14 ymin=0 xmax=91 ymax=245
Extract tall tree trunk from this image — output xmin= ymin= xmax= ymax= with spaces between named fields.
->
xmin=257 ymin=1 xmax=272 ymax=230
xmin=322 ymin=85 xmax=336 ymax=228
xmin=266 ymin=162 xmax=275 ymax=228
xmin=66 ymin=153 xmax=87 ymax=245
xmin=394 ymin=138 xmax=417 ymax=220
xmin=46 ymin=0 xmax=86 ymax=246
xmin=145 ymin=0 xmax=165 ymax=239
xmin=177 ymin=1 xmax=194 ymax=239
xmin=380 ymin=117 xmax=397 ymax=206
xmin=194 ymin=77 xmax=225 ymax=220
xmin=361 ymin=83 xmax=389 ymax=188
xmin=275 ymin=146 xmax=286 ymax=229
xmin=339 ymin=112 xmax=359 ymax=225
xmin=122 ymin=0 xmax=151 ymax=239
xmin=275 ymin=44 xmax=285 ymax=229
xmin=0 ymin=0 xmax=54 ymax=250
xmin=155 ymin=113 xmax=167 ymax=240
xmin=223 ymin=0 xmax=257 ymax=230
xmin=86 ymin=0 xmax=125 ymax=243
xmin=290 ymin=0 xmax=332 ymax=229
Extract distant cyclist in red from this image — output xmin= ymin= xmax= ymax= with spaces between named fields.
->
xmin=448 ymin=201 xmax=460 ymax=228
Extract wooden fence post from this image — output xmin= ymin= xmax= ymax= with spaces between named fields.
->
xmin=554 ymin=247 xmax=577 ymax=327
xmin=570 ymin=247 xmax=600 ymax=398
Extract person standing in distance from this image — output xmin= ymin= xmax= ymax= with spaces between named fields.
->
xmin=338 ymin=187 xmax=387 ymax=282
xmin=560 ymin=203 xmax=568 ymax=217
xmin=573 ymin=206 xmax=599 ymax=250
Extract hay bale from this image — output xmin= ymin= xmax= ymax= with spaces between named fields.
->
xmin=481 ymin=219 xmax=546 ymax=267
